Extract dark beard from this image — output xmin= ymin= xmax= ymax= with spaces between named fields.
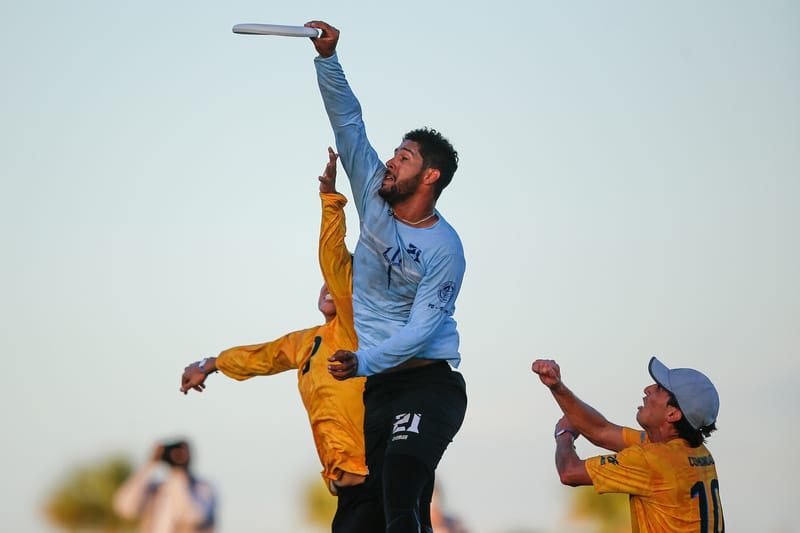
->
xmin=378 ymin=173 xmax=421 ymax=205
xmin=378 ymin=184 xmax=405 ymax=205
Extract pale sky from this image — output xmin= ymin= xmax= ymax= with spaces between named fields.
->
xmin=2 ymin=1 xmax=798 ymax=532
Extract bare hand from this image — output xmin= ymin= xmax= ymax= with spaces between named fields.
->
xmin=180 ymin=362 xmax=207 ymax=394
xmin=151 ymin=444 xmax=165 ymax=462
xmin=305 ymin=20 xmax=339 ymax=58
xmin=319 ymin=147 xmax=339 ymax=193
xmin=328 ymin=350 xmax=358 ymax=380
xmin=532 ymin=359 xmax=562 ymax=389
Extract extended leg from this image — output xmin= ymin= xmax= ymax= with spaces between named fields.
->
xmin=383 ymin=454 xmax=434 ymax=533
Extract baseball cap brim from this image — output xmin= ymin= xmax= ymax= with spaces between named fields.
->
xmin=648 ymin=357 xmax=672 ymax=391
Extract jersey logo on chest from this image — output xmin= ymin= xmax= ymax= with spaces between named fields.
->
xmin=302 ymin=335 xmax=323 ymax=375
xmin=382 ymin=244 xmax=423 ymax=288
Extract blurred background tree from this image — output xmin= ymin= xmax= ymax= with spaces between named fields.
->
xmin=303 ymin=475 xmax=337 ymax=530
xmin=568 ymin=487 xmax=630 ymax=533
xmin=43 ymin=455 xmax=136 ymax=532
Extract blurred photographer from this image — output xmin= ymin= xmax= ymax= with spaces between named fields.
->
xmin=113 ymin=440 xmax=216 ymax=533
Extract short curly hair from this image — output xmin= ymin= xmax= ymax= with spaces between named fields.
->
xmin=403 ymin=128 xmax=459 ymax=199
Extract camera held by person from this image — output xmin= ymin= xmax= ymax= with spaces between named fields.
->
xmin=113 ymin=438 xmax=217 ymax=533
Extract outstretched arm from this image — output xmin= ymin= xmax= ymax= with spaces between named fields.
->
xmin=305 ymin=20 xmax=385 ymax=216
xmin=180 ymin=329 xmax=318 ymax=394
xmin=532 ymin=359 xmax=626 ymax=452
xmin=318 ymin=147 xmax=357 ymax=350
xmin=319 ymin=147 xmax=361 ymax=381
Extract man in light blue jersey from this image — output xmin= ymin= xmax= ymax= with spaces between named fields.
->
xmin=305 ymin=20 xmax=468 ymax=533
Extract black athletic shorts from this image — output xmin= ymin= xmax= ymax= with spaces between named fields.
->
xmin=363 ymin=361 xmax=467 ymax=473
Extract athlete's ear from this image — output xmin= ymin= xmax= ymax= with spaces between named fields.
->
xmin=422 ymin=167 xmax=441 ymax=186
xmin=665 ymin=406 xmax=683 ymax=424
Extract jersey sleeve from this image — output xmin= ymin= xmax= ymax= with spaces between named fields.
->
xmin=215 ymin=327 xmax=319 ymax=380
xmin=314 ymin=53 xmax=385 ymax=217
xmin=622 ymin=426 xmax=649 ymax=446
xmin=318 ymin=192 xmax=356 ymax=349
xmin=355 ymin=251 xmax=465 ymax=376
xmin=585 ymin=441 xmax=654 ymax=497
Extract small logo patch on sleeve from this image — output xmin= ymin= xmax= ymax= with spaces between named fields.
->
xmin=599 ymin=455 xmax=619 ymax=466
xmin=438 ymin=281 xmax=456 ymax=303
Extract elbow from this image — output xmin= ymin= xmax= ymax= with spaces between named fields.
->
xmin=556 ymin=460 xmax=591 ymax=487
xmin=558 ymin=471 xmax=584 ymax=487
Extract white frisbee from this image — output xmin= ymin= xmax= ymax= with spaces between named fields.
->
xmin=232 ymin=24 xmax=321 ymax=38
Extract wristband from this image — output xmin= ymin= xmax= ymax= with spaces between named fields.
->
xmin=198 ymin=358 xmax=209 ymax=375
xmin=555 ymin=428 xmax=578 ymax=441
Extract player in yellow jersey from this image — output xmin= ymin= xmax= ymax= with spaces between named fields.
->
xmin=532 ymin=357 xmax=723 ymax=533
xmin=180 ymin=148 xmax=383 ymax=532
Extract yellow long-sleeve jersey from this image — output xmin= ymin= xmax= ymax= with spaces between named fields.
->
xmin=215 ymin=193 xmax=366 ymax=487
xmin=586 ymin=427 xmax=724 ymax=533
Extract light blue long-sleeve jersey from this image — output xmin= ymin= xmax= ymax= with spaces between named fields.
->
xmin=314 ymin=53 xmax=465 ymax=377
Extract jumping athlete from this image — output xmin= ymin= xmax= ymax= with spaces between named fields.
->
xmin=304 ymin=20 xmax=468 ymax=533
xmin=180 ymin=149 xmax=383 ymax=532
xmin=532 ymin=357 xmax=724 ymax=532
